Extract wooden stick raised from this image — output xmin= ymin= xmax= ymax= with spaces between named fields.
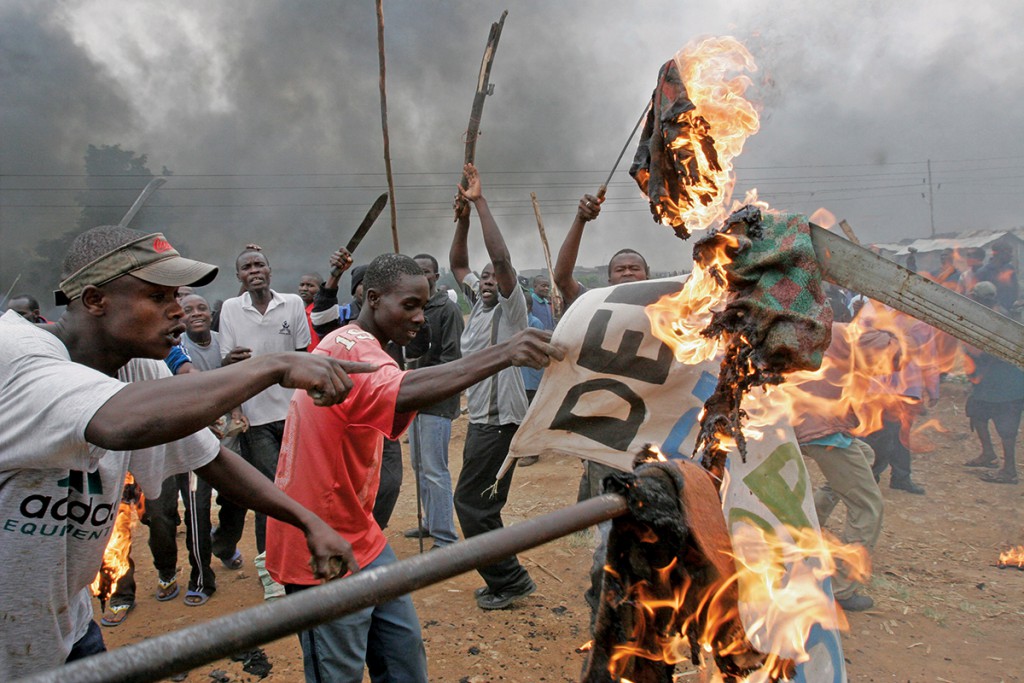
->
xmin=376 ymin=0 xmax=399 ymax=252
xmin=530 ymin=192 xmax=562 ymax=318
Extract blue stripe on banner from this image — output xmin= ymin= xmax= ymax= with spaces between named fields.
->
xmin=661 ymin=371 xmax=718 ymax=458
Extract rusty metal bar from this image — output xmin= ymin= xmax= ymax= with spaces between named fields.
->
xmin=810 ymin=223 xmax=1024 ymax=367
xmin=20 ymin=494 xmax=629 ymax=683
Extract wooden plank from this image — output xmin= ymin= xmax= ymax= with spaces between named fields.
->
xmin=810 ymin=223 xmax=1023 ymax=367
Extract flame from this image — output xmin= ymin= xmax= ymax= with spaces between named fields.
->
xmin=606 ymin=522 xmax=869 ymax=681
xmin=808 ymin=208 xmax=836 ymax=229
xmin=643 ymin=36 xmax=760 ymax=235
xmin=90 ymin=472 xmax=144 ymax=605
xmin=647 ymin=231 xmax=735 ymax=364
xmin=998 ymin=545 xmax=1024 ymax=569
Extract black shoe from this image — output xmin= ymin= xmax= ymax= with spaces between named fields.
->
xmin=476 ymin=577 xmax=536 ymax=610
xmin=836 ymin=594 xmax=874 ymax=612
xmin=473 ymin=585 xmax=492 ymax=598
xmin=403 ymin=526 xmax=430 ymax=539
xmin=964 ymin=455 xmax=999 ymax=468
xmin=980 ymin=469 xmax=1019 ymax=485
xmin=890 ymin=479 xmax=925 ymax=495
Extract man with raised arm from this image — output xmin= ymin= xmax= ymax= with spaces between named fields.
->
xmin=0 ymin=225 xmax=369 ymax=679
xmin=449 ymin=163 xmax=539 ymax=610
xmin=553 ymin=193 xmax=651 ymax=310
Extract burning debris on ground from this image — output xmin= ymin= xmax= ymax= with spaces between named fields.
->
xmin=997 ymin=545 xmax=1024 ymax=570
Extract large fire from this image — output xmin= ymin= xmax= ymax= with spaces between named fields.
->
xmin=627 ymin=33 xmax=906 ymax=682
xmin=600 ymin=513 xmax=870 ymax=682
xmin=90 ymin=472 xmax=144 ymax=609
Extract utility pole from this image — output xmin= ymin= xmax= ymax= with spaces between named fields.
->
xmin=927 ymin=159 xmax=935 ymax=237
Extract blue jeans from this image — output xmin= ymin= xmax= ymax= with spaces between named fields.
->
xmin=287 ymin=545 xmax=427 ymax=683
xmin=66 ymin=620 xmax=106 ymax=663
xmin=408 ymin=414 xmax=458 ymax=545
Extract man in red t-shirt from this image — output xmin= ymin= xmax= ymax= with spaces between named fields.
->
xmin=266 ymin=253 xmax=561 ymax=683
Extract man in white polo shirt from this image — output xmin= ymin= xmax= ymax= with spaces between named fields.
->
xmin=215 ymin=246 xmax=311 ymax=599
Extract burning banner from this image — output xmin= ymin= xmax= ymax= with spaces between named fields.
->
xmin=504 ymin=276 xmax=850 ymax=681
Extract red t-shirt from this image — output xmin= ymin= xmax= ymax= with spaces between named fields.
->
xmin=266 ymin=324 xmax=414 ymax=586
xmin=304 ymin=302 xmax=321 ymax=352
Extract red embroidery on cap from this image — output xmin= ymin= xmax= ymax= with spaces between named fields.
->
xmin=153 ymin=237 xmax=173 ymax=253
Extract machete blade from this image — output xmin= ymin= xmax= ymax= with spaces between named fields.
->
xmin=331 ymin=193 xmax=389 ymax=276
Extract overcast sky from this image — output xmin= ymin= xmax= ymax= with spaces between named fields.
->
xmin=3 ymin=0 xmax=1023 ymax=306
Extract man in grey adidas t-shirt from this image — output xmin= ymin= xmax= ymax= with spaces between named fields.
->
xmin=450 ymin=164 xmax=536 ymax=610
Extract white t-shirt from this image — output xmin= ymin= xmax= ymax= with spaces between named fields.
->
xmin=459 ymin=272 xmax=529 ymax=425
xmin=0 ymin=311 xmax=219 ymax=679
xmin=218 ymin=290 xmax=311 ymax=426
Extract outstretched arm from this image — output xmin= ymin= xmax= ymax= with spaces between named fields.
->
xmin=197 ymin=447 xmax=358 ymax=579
xmin=554 ymin=193 xmax=602 ymax=306
xmin=458 ymin=163 xmax=518 ymax=299
xmin=86 ymin=354 xmax=376 ymax=450
xmin=449 ymin=198 xmax=472 ymax=286
xmin=395 ymin=327 xmax=563 ymax=412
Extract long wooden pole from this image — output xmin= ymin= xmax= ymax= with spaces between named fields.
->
xmin=529 ymin=192 xmax=562 ymax=318
xmin=455 ymin=11 xmax=508 ymax=219
xmin=376 ymin=0 xmax=399 ymax=253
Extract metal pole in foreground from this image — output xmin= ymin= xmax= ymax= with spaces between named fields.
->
xmin=21 ymin=494 xmax=629 ymax=683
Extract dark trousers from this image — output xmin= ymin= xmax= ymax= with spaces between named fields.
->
xmin=213 ymin=421 xmax=284 ymax=557
xmin=865 ymin=419 xmax=912 ymax=484
xmin=109 ymin=554 xmax=137 ymax=606
xmin=67 ymin=621 xmax=107 ymax=663
xmin=372 ymin=438 xmax=403 ymax=530
xmin=453 ymin=423 xmax=530 ymax=591
xmin=146 ymin=473 xmax=216 ymax=595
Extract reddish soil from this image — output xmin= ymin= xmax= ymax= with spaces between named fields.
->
xmin=105 ymin=381 xmax=1024 ymax=682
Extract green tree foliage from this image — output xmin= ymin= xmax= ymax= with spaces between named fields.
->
xmin=25 ymin=145 xmax=166 ymax=295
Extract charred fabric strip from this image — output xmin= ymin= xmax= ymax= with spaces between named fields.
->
xmin=94 ymin=478 xmax=144 ymax=611
xmin=693 ymin=206 xmax=832 ymax=482
xmin=629 ymin=57 xmax=721 ymax=239
xmin=582 ymin=457 xmax=784 ymax=683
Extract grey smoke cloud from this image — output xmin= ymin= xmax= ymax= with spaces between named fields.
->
xmin=3 ymin=0 xmax=1022 ymax=309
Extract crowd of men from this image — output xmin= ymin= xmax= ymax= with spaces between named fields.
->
xmin=1 ymin=163 xmax=1020 ymax=680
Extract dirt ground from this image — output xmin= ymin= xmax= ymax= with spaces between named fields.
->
xmin=104 ymin=380 xmax=1024 ymax=682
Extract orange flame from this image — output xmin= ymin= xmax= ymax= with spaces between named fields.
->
xmin=90 ymin=472 xmax=143 ymax=603
xmin=998 ymin=545 xmax=1024 ymax=569
xmin=661 ymin=37 xmax=760 ymax=235
xmin=606 ymin=523 xmax=869 ymax=681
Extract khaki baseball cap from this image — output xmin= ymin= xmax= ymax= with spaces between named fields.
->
xmin=55 ymin=233 xmax=218 ymax=305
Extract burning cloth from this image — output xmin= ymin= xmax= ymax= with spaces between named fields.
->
xmin=629 ymin=57 xmax=720 ymax=239
xmin=690 ymin=207 xmax=833 ymax=480
xmin=502 ymin=275 xmax=848 ymax=681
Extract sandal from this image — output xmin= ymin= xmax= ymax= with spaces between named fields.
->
xmin=220 ymin=549 xmax=244 ymax=570
xmin=980 ymin=470 xmax=1019 ymax=484
xmin=156 ymin=574 xmax=180 ymax=601
xmin=100 ymin=602 xmax=134 ymax=627
xmin=184 ymin=590 xmax=210 ymax=607
xmin=964 ymin=455 xmax=999 ymax=468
